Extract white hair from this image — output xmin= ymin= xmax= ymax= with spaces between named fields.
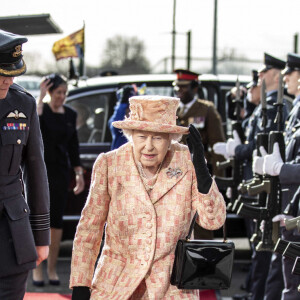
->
xmin=122 ymin=129 xmax=182 ymax=143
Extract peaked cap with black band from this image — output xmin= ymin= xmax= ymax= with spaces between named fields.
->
xmin=0 ymin=29 xmax=28 ymax=77
xmin=282 ymin=53 xmax=300 ymax=75
xmin=258 ymin=52 xmax=285 ymax=73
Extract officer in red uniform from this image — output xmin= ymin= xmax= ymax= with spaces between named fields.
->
xmin=174 ymin=69 xmax=226 ymax=177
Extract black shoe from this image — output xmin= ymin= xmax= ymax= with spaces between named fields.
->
xmin=232 ymin=293 xmax=252 ymax=300
xmin=49 ymin=279 xmax=60 ymax=286
xmin=32 ymin=280 xmax=45 ymax=287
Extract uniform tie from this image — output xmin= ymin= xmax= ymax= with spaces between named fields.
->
xmin=178 ymin=105 xmax=186 ymax=118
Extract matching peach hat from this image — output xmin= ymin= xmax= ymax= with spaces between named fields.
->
xmin=112 ymin=95 xmax=189 ymax=134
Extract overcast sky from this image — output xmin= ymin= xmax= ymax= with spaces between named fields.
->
xmin=2 ymin=0 xmax=300 ymax=74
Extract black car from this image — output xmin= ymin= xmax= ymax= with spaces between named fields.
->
xmin=63 ymin=73 xmax=251 ymax=240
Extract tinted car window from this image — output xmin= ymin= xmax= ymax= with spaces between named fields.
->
xmin=68 ymin=91 xmax=116 ymax=144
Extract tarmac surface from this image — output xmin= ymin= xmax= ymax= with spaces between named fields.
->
xmin=26 ymin=238 xmax=252 ymax=300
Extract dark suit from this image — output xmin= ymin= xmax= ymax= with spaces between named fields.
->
xmin=0 ymin=84 xmax=50 ymax=297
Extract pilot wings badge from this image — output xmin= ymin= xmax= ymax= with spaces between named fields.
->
xmin=6 ymin=110 xmax=27 ymax=119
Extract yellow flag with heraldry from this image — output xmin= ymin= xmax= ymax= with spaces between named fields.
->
xmin=52 ymin=27 xmax=84 ymax=60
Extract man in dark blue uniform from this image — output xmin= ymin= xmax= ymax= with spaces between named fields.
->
xmin=215 ymin=53 xmax=289 ymax=300
xmin=254 ymin=52 xmax=300 ymax=300
xmin=0 ymin=30 xmax=50 ymax=299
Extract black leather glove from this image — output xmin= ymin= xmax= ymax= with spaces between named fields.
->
xmin=72 ymin=286 xmax=91 ymax=300
xmin=186 ymin=124 xmax=213 ymax=194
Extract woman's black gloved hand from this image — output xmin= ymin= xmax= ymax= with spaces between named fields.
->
xmin=186 ymin=124 xmax=212 ymax=194
xmin=72 ymin=286 xmax=91 ymax=300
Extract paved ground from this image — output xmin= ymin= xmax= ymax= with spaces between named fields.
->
xmin=26 ymin=238 xmax=252 ymax=299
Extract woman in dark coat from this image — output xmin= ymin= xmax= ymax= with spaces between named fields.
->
xmin=32 ymin=74 xmax=84 ymax=286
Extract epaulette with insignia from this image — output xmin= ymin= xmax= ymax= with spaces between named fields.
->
xmin=10 ymin=83 xmax=34 ymax=97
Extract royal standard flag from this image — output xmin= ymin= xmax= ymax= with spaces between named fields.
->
xmin=52 ymin=27 xmax=84 ymax=60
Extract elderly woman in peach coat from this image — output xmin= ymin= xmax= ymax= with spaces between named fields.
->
xmin=70 ymin=96 xmax=226 ymax=300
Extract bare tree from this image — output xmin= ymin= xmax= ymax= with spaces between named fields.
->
xmin=100 ymin=35 xmax=150 ymax=75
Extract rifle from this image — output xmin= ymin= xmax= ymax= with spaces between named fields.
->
xmin=238 ymin=74 xmax=286 ymax=251
xmin=284 ymin=216 xmax=300 ymax=232
xmin=275 ymin=240 xmax=300 ymax=292
xmin=274 ymin=238 xmax=300 ymax=260
xmin=284 ymin=186 xmax=300 ymax=216
xmin=292 ymin=256 xmax=300 ymax=275
xmin=231 ymin=194 xmax=258 ymax=213
xmin=214 ymin=77 xmax=245 ymax=211
xmin=234 ymin=79 xmax=268 ymax=213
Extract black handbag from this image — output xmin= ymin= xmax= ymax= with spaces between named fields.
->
xmin=170 ymin=212 xmax=235 ymax=290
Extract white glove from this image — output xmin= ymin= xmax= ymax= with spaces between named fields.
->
xmin=226 ymin=130 xmax=241 ymax=157
xmin=213 ymin=142 xmax=230 ymax=159
xmin=262 ymin=143 xmax=284 ymax=176
xmin=272 ymin=214 xmax=293 ymax=227
xmin=252 ymin=148 xmax=267 ymax=175
xmin=226 ymin=187 xmax=232 ymax=199
xmin=259 ymin=220 xmax=265 ymax=232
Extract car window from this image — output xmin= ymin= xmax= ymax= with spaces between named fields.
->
xmin=68 ymin=92 xmax=116 ymax=144
xmin=143 ymin=86 xmax=174 ymax=97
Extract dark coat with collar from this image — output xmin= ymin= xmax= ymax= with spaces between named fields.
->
xmin=0 ymin=83 xmax=50 ymax=277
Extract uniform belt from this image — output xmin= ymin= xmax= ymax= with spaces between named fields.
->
xmin=0 ymin=181 xmax=23 ymax=202
xmin=0 ymin=181 xmax=23 ymax=219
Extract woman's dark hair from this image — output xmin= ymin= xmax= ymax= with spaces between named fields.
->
xmin=46 ymin=73 xmax=67 ymax=93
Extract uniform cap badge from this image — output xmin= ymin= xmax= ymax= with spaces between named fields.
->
xmin=12 ymin=45 xmax=22 ymax=57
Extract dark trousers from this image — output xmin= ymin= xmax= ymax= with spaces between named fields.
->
xmin=264 ymin=253 xmax=284 ymax=300
xmin=250 ymin=249 xmax=272 ymax=300
xmin=282 ymin=257 xmax=300 ymax=300
xmin=0 ymin=271 xmax=29 ymax=300
xmin=281 ymin=228 xmax=300 ymax=300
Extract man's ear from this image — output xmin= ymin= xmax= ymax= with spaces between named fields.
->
xmin=273 ymin=69 xmax=280 ymax=83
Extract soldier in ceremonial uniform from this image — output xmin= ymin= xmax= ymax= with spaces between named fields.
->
xmin=173 ymin=69 xmax=225 ymax=176
xmin=215 ymin=53 xmax=289 ymax=300
xmin=254 ymin=53 xmax=300 ymax=300
xmin=0 ymin=30 xmax=50 ymax=299
xmin=173 ymin=69 xmax=225 ymax=264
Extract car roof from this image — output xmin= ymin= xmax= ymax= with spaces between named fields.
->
xmin=68 ymin=73 xmax=252 ymax=96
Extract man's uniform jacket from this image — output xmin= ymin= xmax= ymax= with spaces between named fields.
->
xmin=177 ymin=99 xmax=225 ymax=176
xmin=281 ymin=100 xmax=300 ymax=209
xmin=0 ymin=84 xmax=50 ymax=277
xmin=235 ymin=90 xmax=289 ymax=180
xmin=70 ymin=142 xmax=226 ymax=299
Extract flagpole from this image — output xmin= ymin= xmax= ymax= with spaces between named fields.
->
xmin=79 ymin=22 xmax=85 ymax=77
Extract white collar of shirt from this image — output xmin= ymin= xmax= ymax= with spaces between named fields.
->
xmin=179 ymin=96 xmax=198 ymax=113
xmin=293 ymin=95 xmax=300 ymax=106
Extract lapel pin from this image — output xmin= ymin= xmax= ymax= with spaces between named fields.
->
xmin=166 ymin=167 xmax=182 ymax=179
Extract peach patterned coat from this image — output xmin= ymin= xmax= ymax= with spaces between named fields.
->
xmin=70 ymin=142 xmax=226 ymax=299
